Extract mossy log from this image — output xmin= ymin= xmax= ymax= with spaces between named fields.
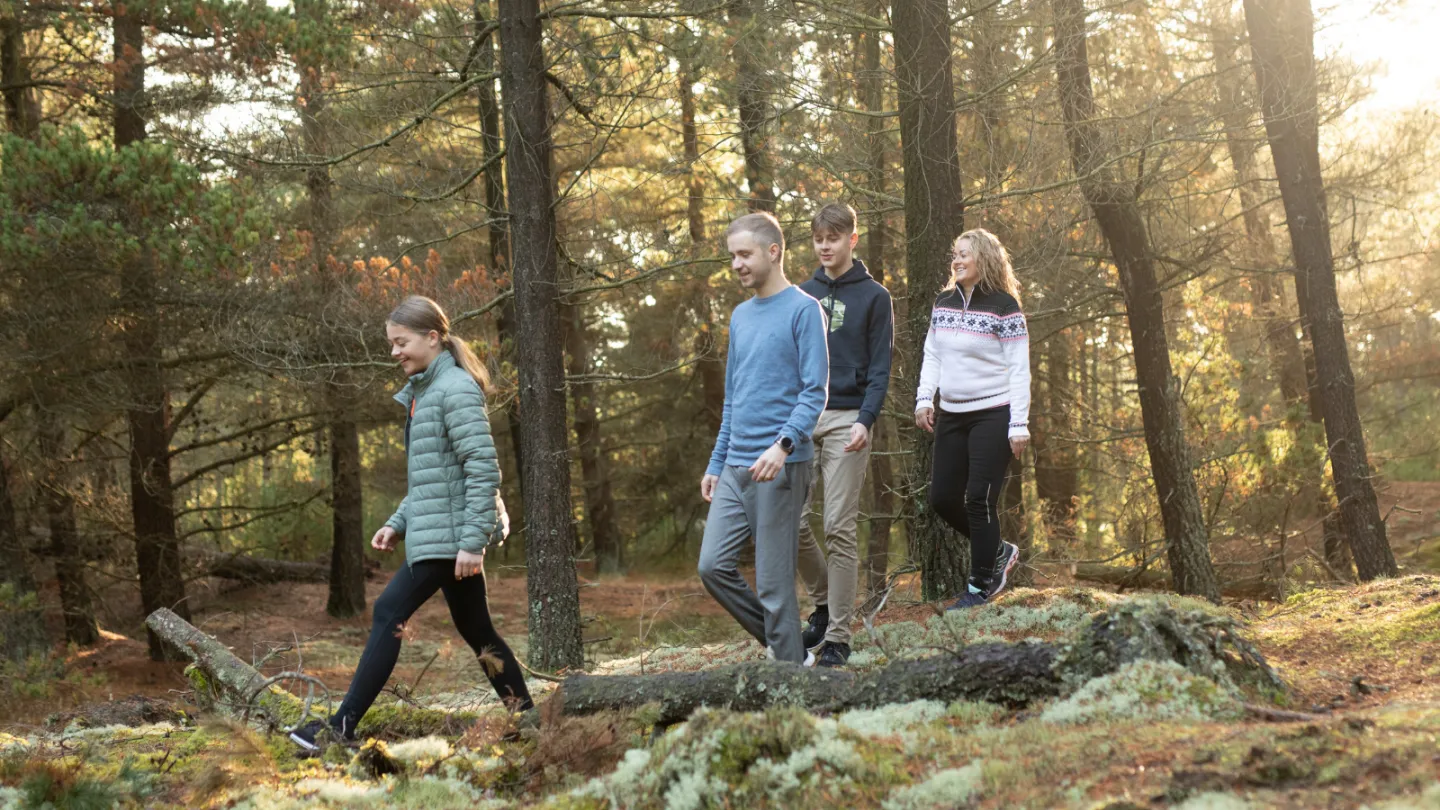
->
xmin=555 ymin=641 xmax=1060 ymax=727
xmin=145 ymin=607 xmax=304 ymax=727
xmin=1072 ymin=563 xmax=1271 ymax=600
xmin=548 ymin=602 xmax=1286 ymax=726
xmin=197 ymin=551 xmax=329 ymax=584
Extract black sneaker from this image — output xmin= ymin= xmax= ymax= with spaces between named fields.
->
xmin=289 ymin=717 xmax=355 ymax=754
xmin=815 ymin=642 xmax=850 ymax=668
xmin=946 ymin=590 xmax=988 ymax=611
xmin=801 ymin=607 xmax=829 ymax=650
xmin=981 ymin=541 xmax=1020 ymax=600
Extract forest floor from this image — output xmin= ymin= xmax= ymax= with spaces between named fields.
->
xmin=1 ymin=481 xmax=1438 ymax=809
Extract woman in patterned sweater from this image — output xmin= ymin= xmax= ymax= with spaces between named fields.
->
xmin=914 ymin=229 xmax=1032 ymax=609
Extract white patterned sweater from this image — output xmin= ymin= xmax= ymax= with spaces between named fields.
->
xmin=915 ymin=286 xmax=1032 ymax=439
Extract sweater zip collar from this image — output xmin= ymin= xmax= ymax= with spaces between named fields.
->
xmin=393 ymin=350 xmax=456 ymax=407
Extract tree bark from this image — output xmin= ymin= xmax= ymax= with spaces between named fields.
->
xmin=2 ymin=18 xmax=40 ymax=137
xmin=0 ymin=447 xmax=49 ymax=662
xmin=39 ymin=422 xmax=99 ymax=646
xmin=893 ymin=0 xmax=968 ymax=600
xmin=497 ymin=0 xmax=584 ymax=672
xmin=326 ymin=418 xmax=366 ymax=616
xmin=144 ymin=608 xmax=302 ymax=727
xmin=1034 ymin=333 xmax=1079 ymax=538
xmin=1071 ymin=563 xmax=1271 ymax=600
xmin=1209 ymin=13 xmax=1349 ymax=578
xmin=727 ymin=0 xmax=775 ymax=212
xmin=1241 ymin=0 xmax=1396 ymax=580
xmin=113 ymin=3 xmax=190 ymax=659
xmin=565 ymin=305 xmax=622 ymax=575
xmin=472 ymin=0 xmax=525 ymax=511
xmin=1051 ymin=0 xmax=1220 ymax=602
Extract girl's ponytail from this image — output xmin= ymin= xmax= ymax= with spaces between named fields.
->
xmin=444 ymin=334 xmax=494 ymax=395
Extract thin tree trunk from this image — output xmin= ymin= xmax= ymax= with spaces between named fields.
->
xmin=39 ymin=422 xmax=99 ymax=646
xmin=679 ymin=47 xmax=726 ymax=436
xmin=565 ymin=305 xmax=622 ymax=574
xmin=0 ymin=446 xmax=49 ymax=661
xmin=472 ymin=0 xmax=525 ymax=513
xmin=1034 ymin=334 xmax=1079 ymax=538
xmin=894 ymin=0 xmax=968 ymax=601
xmin=727 ymin=0 xmax=775 ymax=212
xmin=1209 ymin=12 xmax=1349 ymax=578
xmin=1241 ymin=0 xmax=1395 ymax=580
xmin=2 ymin=18 xmax=40 ymax=137
xmin=497 ymin=0 xmax=583 ymax=671
xmin=297 ymin=0 xmax=366 ymax=618
xmin=114 ymin=6 xmax=190 ymax=657
xmin=1051 ymin=0 xmax=1220 ymax=602
xmin=860 ymin=4 xmax=894 ymax=596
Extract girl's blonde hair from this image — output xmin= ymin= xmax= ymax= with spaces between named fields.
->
xmin=387 ymin=296 xmax=493 ymax=394
xmin=943 ymin=228 xmax=1021 ymax=303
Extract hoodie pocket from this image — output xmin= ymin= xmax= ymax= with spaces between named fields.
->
xmin=830 ymin=364 xmax=864 ymax=400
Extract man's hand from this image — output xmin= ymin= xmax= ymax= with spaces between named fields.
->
xmin=843 ymin=422 xmax=870 ymax=452
xmin=1009 ymin=436 xmax=1029 ymax=459
xmin=749 ymin=442 xmax=787 ymax=482
xmin=372 ymin=526 xmax=397 ymax=552
xmin=915 ymin=407 xmax=935 ymax=433
xmin=455 ymin=548 xmax=485 ymax=580
xmin=701 ymin=473 xmax=719 ymax=503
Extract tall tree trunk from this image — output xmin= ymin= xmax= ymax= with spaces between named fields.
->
xmin=472 ymin=0 xmax=525 ymax=514
xmin=860 ymin=4 xmax=894 ymax=597
xmin=2 ymin=18 xmax=40 ymax=137
xmin=565 ymin=306 xmax=622 ymax=574
xmin=298 ymin=0 xmax=366 ymax=618
xmin=894 ymin=0 xmax=968 ymax=600
xmin=679 ymin=46 xmax=726 ymax=436
xmin=1240 ymin=0 xmax=1395 ymax=580
xmin=1051 ymin=0 xmax=1220 ymax=602
xmin=0 ymin=446 xmax=49 ymax=661
xmin=497 ymin=0 xmax=583 ymax=671
xmin=38 ymin=422 xmax=99 ymax=645
xmin=114 ymin=8 xmax=190 ymax=657
xmin=1033 ymin=333 xmax=1079 ymax=538
xmin=1209 ymin=11 xmax=1349 ymax=578
xmin=727 ymin=0 xmax=775 ymax=212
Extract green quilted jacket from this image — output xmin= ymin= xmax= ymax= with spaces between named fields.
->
xmin=384 ymin=350 xmax=504 ymax=563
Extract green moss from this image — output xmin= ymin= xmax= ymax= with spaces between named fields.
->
xmin=352 ymin=702 xmax=479 ymax=740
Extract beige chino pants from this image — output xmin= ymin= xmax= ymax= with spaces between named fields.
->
xmin=796 ymin=409 xmax=871 ymax=645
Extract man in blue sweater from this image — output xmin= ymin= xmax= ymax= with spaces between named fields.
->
xmin=796 ymin=203 xmax=894 ymax=668
xmin=699 ymin=212 xmax=829 ymax=664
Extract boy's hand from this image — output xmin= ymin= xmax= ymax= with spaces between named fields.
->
xmin=749 ymin=443 xmax=787 ymax=482
xmin=843 ymin=422 xmax=870 ymax=452
xmin=701 ymin=474 xmax=719 ymax=503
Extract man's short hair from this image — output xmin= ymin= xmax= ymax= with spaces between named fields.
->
xmin=811 ymin=203 xmax=857 ymax=237
xmin=726 ymin=212 xmax=785 ymax=254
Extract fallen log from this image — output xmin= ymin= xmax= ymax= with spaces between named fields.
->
xmin=1071 ymin=563 xmax=1272 ymax=600
xmin=145 ymin=607 xmax=306 ymax=728
xmin=547 ymin=601 xmax=1287 ymax=725
xmin=196 ymin=551 xmax=329 ymax=584
xmin=556 ymin=641 xmax=1060 ymax=727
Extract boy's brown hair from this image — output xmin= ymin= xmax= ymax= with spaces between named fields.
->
xmin=726 ymin=212 xmax=786 ymax=254
xmin=811 ymin=203 xmax=857 ymax=237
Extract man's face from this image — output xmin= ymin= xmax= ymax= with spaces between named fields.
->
xmin=728 ymin=230 xmax=779 ymax=290
xmin=812 ymin=228 xmax=857 ymax=273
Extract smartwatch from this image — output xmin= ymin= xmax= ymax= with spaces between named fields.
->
xmin=778 ymin=436 xmax=795 ymax=455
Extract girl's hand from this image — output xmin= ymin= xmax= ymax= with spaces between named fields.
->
xmin=1010 ymin=436 xmax=1029 ymax=458
xmin=915 ymin=407 xmax=935 ymax=433
xmin=455 ymin=548 xmax=486 ymax=580
xmin=372 ymin=526 xmax=398 ymax=552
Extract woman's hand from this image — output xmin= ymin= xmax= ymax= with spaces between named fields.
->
xmin=1009 ymin=436 xmax=1029 ymax=458
xmin=455 ymin=548 xmax=486 ymax=580
xmin=371 ymin=526 xmax=398 ymax=552
xmin=915 ymin=407 xmax=935 ymax=433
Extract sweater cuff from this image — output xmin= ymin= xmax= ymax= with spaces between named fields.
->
xmin=1008 ymin=422 xmax=1030 ymax=440
xmin=857 ymin=410 xmax=878 ymax=429
xmin=915 ymin=398 xmax=934 ymax=414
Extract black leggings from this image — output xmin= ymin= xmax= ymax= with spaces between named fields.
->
xmin=332 ymin=559 xmax=533 ymax=731
xmin=928 ymin=405 xmax=1012 ymax=585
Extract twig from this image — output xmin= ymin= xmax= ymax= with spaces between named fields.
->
xmin=1243 ymin=703 xmax=1326 ymax=723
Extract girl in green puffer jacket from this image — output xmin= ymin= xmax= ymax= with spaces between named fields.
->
xmin=291 ymin=296 xmax=532 ymax=753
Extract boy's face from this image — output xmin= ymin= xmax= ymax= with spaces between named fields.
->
xmin=812 ymin=228 xmax=858 ymax=273
xmin=728 ymin=230 xmax=781 ymax=290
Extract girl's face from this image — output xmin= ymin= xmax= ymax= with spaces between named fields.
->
xmin=387 ymin=322 xmax=443 ymax=377
xmin=951 ymin=238 xmax=980 ymax=290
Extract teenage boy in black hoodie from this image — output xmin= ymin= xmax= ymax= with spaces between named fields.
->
xmin=796 ymin=203 xmax=894 ymax=667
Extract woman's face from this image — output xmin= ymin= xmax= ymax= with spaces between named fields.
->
xmin=387 ymin=322 xmax=443 ymax=377
xmin=951 ymin=238 xmax=980 ymax=289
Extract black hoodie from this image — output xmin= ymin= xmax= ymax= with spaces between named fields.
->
xmin=798 ymin=259 xmax=894 ymax=428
